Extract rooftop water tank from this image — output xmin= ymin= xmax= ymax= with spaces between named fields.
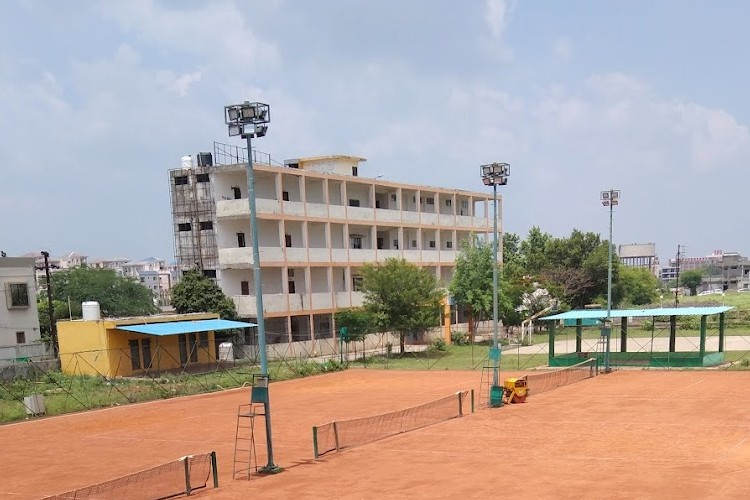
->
xmin=82 ymin=301 xmax=101 ymax=321
xmin=181 ymin=155 xmax=192 ymax=168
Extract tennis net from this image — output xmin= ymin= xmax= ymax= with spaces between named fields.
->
xmin=43 ymin=452 xmax=217 ymax=500
xmin=313 ymin=390 xmax=471 ymax=458
xmin=524 ymin=358 xmax=598 ymax=397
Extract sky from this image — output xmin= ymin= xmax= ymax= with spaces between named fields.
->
xmin=2 ymin=0 xmax=750 ymax=265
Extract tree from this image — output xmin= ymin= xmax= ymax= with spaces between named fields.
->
xmin=37 ymin=298 xmax=77 ymax=345
xmin=361 ymin=258 xmax=442 ymax=354
xmin=519 ymin=226 xmax=552 ymax=276
xmin=680 ymin=269 xmax=704 ymax=296
xmin=616 ymin=267 xmax=660 ymax=306
xmin=50 ymin=267 xmax=158 ymax=317
xmin=334 ymin=307 xmax=377 ymax=359
xmin=334 ymin=308 xmax=376 ymax=342
xmin=171 ymin=270 xmax=238 ymax=319
xmin=449 ymin=237 xmax=494 ymax=337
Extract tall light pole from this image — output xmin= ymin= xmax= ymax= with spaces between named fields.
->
xmin=600 ymin=189 xmax=620 ymax=373
xmin=224 ymin=101 xmax=281 ymax=473
xmin=481 ymin=162 xmax=510 ymax=407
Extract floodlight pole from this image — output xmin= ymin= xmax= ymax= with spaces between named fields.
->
xmin=600 ymin=188 xmax=619 ymax=374
xmin=491 ymin=181 xmax=499 ymax=387
xmin=481 ymin=163 xmax=509 ymax=407
xmin=226 ymin=101 xmax=280 ymax=473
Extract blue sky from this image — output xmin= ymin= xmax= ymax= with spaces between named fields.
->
xmin=2 ymin=0 xmax=750 ymax=265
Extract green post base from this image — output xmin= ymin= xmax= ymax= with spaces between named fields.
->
xmin=258 ymin=465 xmax=284 ymax=474
xmin=489 ymin=385 xmax=503 ymax=408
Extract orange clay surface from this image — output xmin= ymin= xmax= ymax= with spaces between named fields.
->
xmin=2 ymin=369 xmax=750 ymax=500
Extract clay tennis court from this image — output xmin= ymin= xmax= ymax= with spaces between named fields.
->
xmin=2 ymin=369 xmax=750 ymax=499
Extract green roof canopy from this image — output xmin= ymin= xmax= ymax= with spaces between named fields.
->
xmin=540 ymin=306 xmax=733 ymax=321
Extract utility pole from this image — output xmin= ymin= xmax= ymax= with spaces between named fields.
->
xmin=40 ymin=251 xmax=58 ymax=357
xmin=674 ymin=245 xmax=681 ymax=306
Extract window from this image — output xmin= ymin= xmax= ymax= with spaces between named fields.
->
xmin=174 ymin=175 xmax=188 ymax=186
xmin=352 ymin=276 xmax=364 ymax=291
xmin=141 ymin=339 xmax=152 ymax=369
xmin=445 ymin=199 xmax=452 ymax=207
xmin=391 ymin=194 xmax=397 ymax=202
xmin=288 ymin=280 xmax=296 ymax=293
xmin=129 ymin=340 xmax=141 ymax=370
xmin=199 ymin=221 xmax=213 ymax=230
xmin=287 ymin=162 xmax=299 ymax=169
xmin=16 ymin=331 xmax=25 ymax=344
xmin=348 ymin=199 xmax=360 ymax=207
xmin=393 ymin=240 xmax=399 ymax=249
xmin=352 ymin=166 xmax=358 ymax=176
xmin=178 ymin=223 xmax=192 ymax=232
xmin=461 ymin=200 xmax=469 ymax=209
xmin=202 ymin=269 xmax=217 ymax=279
xmin=196 ymin=173 xmax=210 ymax=183
xmin=426 ymin=197 xmax=435 ymax=205
xmin=429 ymin=240 xmax=436 ymax=248
xmin=350 ymin=235 xmax=363 ymax=249
xmin=446 ymin=241 xmax=453 ymax=249
xmin=282 ymin=191 xmax=290 ymax=201
xmin=377 ymin=237 xmax=384 ymax=250
xmin=7 ymin=283 xmax=29 ymax=308
xmin=241 ymin=281 xmax=250 ymax=295
xmin=237 ymin=232 xmax=246 ymax=248
xmin=232 ymin=186 xmax=241 ymax=199
xmin=375 ymin=200 xmax=381 ymax=208
xmin=287 ymin=269 xmax=295 ymax=277
xmin=411 ymin=240 xmax=417 ymax=248
xmin=285 ymin=234 xmax=292 ymax=248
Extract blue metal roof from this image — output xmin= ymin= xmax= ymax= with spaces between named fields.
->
xmin=117 ymin=319 xmax=257 ymax=336
xmin=540 ymin=306 xmax=733 ymax=321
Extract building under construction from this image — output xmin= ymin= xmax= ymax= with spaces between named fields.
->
xmin=169 ymin=151 xmax=219 ymax=278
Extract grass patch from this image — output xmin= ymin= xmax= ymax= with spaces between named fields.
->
xmin=0 ymin=358 xmax=345 ymax=424
xmin=351 ymin=344 xmax=549 ymax=371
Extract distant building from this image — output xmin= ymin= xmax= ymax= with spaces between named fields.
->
xmin=661 ymin=250 xmax=750 ymax=291
xmin=618 ymin=243 xmax=659 ymax=275
xmin=0 ymin=257 xmax=45 ymax=363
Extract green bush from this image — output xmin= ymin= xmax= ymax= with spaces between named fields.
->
xmin=429 ymin=338 xmax=448 ymax=352
xmin=451 ymin=331 xmax=469 ymax=346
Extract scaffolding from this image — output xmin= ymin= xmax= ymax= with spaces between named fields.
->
xmin=169 ymin=159 xmax=218 ymax=277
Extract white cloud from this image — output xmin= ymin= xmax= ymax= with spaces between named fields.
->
xmin=158 ymin=70 xmax=204 ymax=97
xmin=552 ymin=37 xmax=572 ymax=60
xmin=102 ymin=0 xmax=280 ymax=70
xmin=484 ymin=0 xmax=515 ymax=60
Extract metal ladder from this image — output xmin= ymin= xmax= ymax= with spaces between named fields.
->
xmin=233 ymin=404 xmax=261 ymax=480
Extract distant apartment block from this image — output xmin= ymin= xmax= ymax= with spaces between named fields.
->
xmin=0 ymin=257 xmax=45 ymax=363
xmin=169 ymin=143 xmax=496 ymax=343
xmin=661 ymin=250 xmax=750 ymax=291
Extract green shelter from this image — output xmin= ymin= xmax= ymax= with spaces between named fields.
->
xmin=540 ymin=306 xmax=733 ymax=368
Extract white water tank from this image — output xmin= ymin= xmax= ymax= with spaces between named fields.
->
xmin=181 ymin=155 xmax=192 ymax=168
xmin=82 ymin=301 xmax=101 ymax=321
xmin=219 ymin=342 xmax=234 ymax=362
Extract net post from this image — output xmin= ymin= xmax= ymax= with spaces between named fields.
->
xmin=333 ymin=421 xmax=340 ymax=452
xmin=457 ymin=391 xmax=463 ymax=417
xmin=183 ymin=456 xmax=192 ymax=496
xmin=471 ymin=389 xmax=475 ymax=413
xmin=312 ymin=426 xmax=319 ymax=459
xmin=211 ymin=451 xmax=219 ymax=488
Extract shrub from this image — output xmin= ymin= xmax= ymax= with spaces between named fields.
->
xmin=429 ymin=338 xmax=448 ymax=352
xmin=451 ymin=331 xmax=469 ymax=346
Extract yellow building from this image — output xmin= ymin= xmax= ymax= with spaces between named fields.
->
xmin=58 ymin=312 xmax=254 ymax=378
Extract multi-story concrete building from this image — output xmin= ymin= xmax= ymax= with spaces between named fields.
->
xmin=169 ymin=145 xmax=496 ymax=343
xmin=0 ymin=257 xmax=45 ymax=362
xmin=660 ymin=250 xmax=750 ymax=291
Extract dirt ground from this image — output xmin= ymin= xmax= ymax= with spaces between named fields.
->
xmin=2 ymin=369 xmax=750 ymax=499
